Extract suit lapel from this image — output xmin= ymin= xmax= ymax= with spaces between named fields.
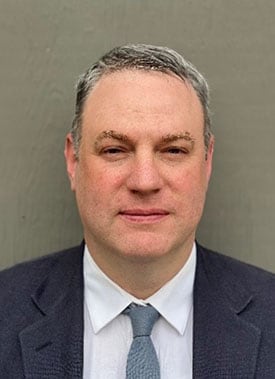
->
xmin=193 ymin=245 xmax=261 ymax=378
xmin=19 ymin=246 xmax=84 ymax=378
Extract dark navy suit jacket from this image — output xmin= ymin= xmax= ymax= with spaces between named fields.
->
xmin=0 ymin=243 xmax=274 ymax=378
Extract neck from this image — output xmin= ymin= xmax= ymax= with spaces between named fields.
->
xmin=86 ymin=240 xmax=194 ymax=299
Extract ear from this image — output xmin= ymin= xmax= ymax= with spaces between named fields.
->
xmin=205 ymin=135 xmax=215 ymax=182
xmin=64 ymin=133 xmax=78 ymax=191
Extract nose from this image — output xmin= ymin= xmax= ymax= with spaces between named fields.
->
xmin=126 ymin=154 xmax=163 ymax=194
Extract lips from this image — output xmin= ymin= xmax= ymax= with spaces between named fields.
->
xmin=119 ymin=209 xmax=169 ymax=223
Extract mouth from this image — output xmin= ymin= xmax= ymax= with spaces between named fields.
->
xmin=118 ymin=209 xmax=169 ymax=223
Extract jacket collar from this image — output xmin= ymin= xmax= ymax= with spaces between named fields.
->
xmin=19 ymin=243 xmax=85 ymax=378
xmin=193 ymin=244 xmax=261 ymax=378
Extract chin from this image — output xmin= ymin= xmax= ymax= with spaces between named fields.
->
xmin=119 ymin=249 xmax=168 ymax=263
xmin=115 ymin=239 xmax=174 ymax=262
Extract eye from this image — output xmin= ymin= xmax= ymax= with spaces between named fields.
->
xmin=100 ymin=146 xmax=130 ymax=161
xmin=159 ymin=145 xmax=190 ymax=162
xmin=103 ymin=147 xmax=124 ymax=154
xmin=166 ymin=147 xmax=188 ymax=154
xmin=163 ymin=146 xmax=189 ymax=155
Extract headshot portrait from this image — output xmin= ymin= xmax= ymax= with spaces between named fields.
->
xmin=1 ymin=2 xmax=275 ymax=379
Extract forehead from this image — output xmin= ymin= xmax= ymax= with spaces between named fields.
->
xmin=82 ymin=70 xmax=204 ymax=135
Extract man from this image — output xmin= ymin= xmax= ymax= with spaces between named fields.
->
xmin=0 ymin=44 xmax=274 ymax=378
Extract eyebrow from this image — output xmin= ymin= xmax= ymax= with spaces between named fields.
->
xmin=94 ymin=129 xmax=195 ymax=149
xmin=94 ymin=130 xmax=131 ymax=149
xmin=161 ymin=132 xmax=195 ymax=145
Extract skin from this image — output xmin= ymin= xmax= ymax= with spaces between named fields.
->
xmin=65 ymin=70 xmax=214 ymax=298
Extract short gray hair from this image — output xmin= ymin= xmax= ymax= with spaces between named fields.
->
xmin=71 ymin=44 xmax=212 ymax=156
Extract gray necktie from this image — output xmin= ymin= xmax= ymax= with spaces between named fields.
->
xmin=124 ymin=304 xmax=160 ymax=379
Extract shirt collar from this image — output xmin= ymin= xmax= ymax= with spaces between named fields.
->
xmin=84 ymin=244 xmax=196 ymax=335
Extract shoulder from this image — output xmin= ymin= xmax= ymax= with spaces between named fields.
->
xmin=0 ymin=244 xmax=84 ymax=303
xmin=0 ymin=244 xmax=84 ymax=373
xmin=196 ymin=245 xmax=275 ymax=375
xmin=196 ymin=243 xmax=275 ymax=313
xmin=197 ymin=244 xmax=275 ymax=286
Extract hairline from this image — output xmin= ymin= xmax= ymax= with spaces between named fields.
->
xmin=71 ymin=46 xmax=212 ymax=157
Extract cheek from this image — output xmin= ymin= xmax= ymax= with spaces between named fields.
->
xmin=76 ymin=163 xmax=126 ymax=205
xmin=98 ymin=170 xmax=124 ymax=187
xmin=171 ymin=167 xmax=208 ymax=208
xmin=172 ymin=166 xmax=207 ymax=191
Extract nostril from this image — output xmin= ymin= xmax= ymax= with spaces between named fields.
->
xmin=130 ymin=188 xmax=161 ymax=197
xmin=126 ymin=161 xmax=163 ymax=193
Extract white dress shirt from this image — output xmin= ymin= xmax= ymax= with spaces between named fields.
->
xmin=83 ymin=244 xmax=196 ymax=379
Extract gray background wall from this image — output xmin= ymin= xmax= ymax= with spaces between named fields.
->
xmin=1 ymin=0 xmax=275 ymax=271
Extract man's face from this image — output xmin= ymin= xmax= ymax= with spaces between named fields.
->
xmin=65 ymin=70 xmax=213 ymax=266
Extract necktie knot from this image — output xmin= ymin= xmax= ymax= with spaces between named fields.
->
xmin=125 ymin=304 xmax=160 ymax=338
